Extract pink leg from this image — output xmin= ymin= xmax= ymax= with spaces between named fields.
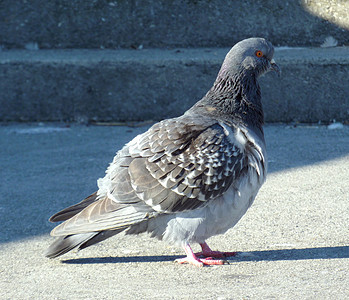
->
xmin=196 ymin=242 xmax=236 ymax=259
xmin=175 ymin=243 xmax=227 ymax=267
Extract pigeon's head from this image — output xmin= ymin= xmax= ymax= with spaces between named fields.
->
xmin=222 ymin=37 xmax=280 ymax=78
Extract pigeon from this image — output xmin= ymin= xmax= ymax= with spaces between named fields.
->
xmin=45 ymin=37 xmax=280 ymax=266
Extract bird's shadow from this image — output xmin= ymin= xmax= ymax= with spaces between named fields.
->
xmin=61 ymin=245 xmax=349 ymax=265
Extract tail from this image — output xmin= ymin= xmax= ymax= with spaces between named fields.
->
xmin=45 ymin=229 xmax=125 ymax=258
xmin=46 ymin=192 xmax=123 ymax=258
xmin=46 ymin=192 xmax=148 ymax=258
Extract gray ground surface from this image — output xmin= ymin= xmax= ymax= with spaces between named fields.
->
xmin=0 ymin=123 xmax=348 ymax=299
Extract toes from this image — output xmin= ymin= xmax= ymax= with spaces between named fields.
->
xmin=175 ymin=256 xmax=228 ymax=266
xmin=199 ymin=258 xmax=226 ymax=265
xmin=175 ymin=257 xmax=204 ymax=267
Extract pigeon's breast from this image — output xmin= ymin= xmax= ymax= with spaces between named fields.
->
xmin=159 ymin=172 xmax=264 ymax=246
xmin=158 ymin=130 xmax=267 ymax=246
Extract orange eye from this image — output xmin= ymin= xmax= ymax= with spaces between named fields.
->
xmin=255 ymin=50 xmax=263 ymax=57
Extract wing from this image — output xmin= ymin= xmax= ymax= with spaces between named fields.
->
xmin=49 ymin=192 xmax=98 ymax=222
xmin=103 ymin=115 xmax=247 ymax=213
xmin=51 ymin=115 xmax=247 ymax=236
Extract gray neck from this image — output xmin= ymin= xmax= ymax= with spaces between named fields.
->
xmin=198 ymin=68 xmax=264 ymax=131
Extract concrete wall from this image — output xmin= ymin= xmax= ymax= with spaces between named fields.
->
xmin=0 ymin=0 xmax=348 ymax=122
xmin=1 ymin=47 xmax=348 ymax=123
xmin=1 ymin=0 xmax=348 ymax=49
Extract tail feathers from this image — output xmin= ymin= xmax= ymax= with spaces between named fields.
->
xmin=45 ymin=228 xmax=125 ymax=258
xmin=49 ymin=192 xmax=98 ymax=222
xmin=45 ymin=232 xmax=97 ymax=258
xmin=78 ymin=229 xmax=124 ymax=250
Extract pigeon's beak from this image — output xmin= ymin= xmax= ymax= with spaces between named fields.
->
xmin=270 ymin=59 xmax=281 ymax=77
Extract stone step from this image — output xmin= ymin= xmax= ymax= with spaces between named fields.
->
xmin=0 ymin=0 xmax=348 ymax=49
xmin=0 ymin=47 xmax=348 ymax=123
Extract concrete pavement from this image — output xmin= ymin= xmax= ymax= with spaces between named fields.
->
xmin=0 ymin=123 xmax=348 ymax=299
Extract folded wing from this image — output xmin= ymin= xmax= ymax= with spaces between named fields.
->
xmin=50 ymin=115 xmax=247 ymax=237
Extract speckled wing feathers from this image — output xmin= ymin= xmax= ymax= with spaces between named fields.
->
xmin=51 ymin=116 xmax=247 ymax=236
xmin=121 ymin=116 xmax=246 ymax=213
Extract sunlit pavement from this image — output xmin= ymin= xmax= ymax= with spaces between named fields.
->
xmin=1 ymin=123 xmax=348 ymax=299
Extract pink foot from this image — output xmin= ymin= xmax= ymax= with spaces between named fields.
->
xmin=175 ymin=256 xmax=225 ymax=267
xmin=196 ymin=242 xmax=236 ymax=259
xmin=175 ymin=243 xmax=231 ymax=267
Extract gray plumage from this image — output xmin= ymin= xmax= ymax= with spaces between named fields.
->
xmin=46 ymin=37 xmax=279 ymax=262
